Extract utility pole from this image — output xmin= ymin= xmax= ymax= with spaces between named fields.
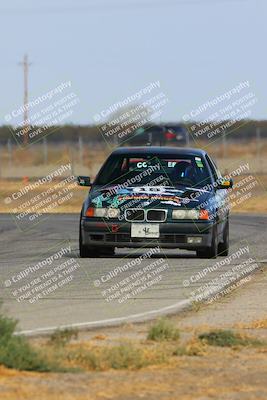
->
xmin=256 ymin=126 xmax=261 ymax=173
xmin=78 ymin=135 xmax=84 ymax=166
xmin=222 ymin=130 xmax=226 ymax=164
xmin=185 ymin=127 xmax=190 ymax=147
xmin=43 ymin=136 xmax=48 ymax=165
xmin=19 ymin=54 xmax=31 ymax=145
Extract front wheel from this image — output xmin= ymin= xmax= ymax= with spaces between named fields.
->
xmin=80 ymin=244 xmax=115 ymax=258
xmin=79 ymin=223 xmax=100 ymax=258
xmin=196 ymin=225 xmax=218 ymax=259
xmin=101 ymin=247 xmax=115 ymax=257
xmin=80 ymin=243 xmax=99 ymax=258
xmin=218 ymin=218 xmax=229 ymax=256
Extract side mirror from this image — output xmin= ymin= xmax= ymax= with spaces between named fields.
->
xmin=77 ymin=176 xmax=92 ymax=187
xmin=217 ymin=178 xmax=233 ymax=190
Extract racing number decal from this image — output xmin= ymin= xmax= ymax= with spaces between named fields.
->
xmin=136 ymin=161 xmax=148 ymax=168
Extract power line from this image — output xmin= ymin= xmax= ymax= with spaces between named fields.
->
xmin=0 ymin=0 xmax=252 ymax=15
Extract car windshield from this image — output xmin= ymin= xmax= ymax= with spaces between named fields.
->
xmin=94 ymin=154 xmax=212 ymax=188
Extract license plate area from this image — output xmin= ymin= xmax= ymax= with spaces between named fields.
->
xmin=131 ymin=223 xmax=159 ymax=238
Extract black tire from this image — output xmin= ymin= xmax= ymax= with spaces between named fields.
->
xmin=196 ymin=224 xmax=218 ymax=259
xmin=101 ymin=247 xmax=115 ymax=257
xmin=79 ymin=243 xmax=99 ymax=258
xmin=218 ymin=218 xmax=229 ymax=256
xmin=79 ymin=223 xmax=100 ymax=258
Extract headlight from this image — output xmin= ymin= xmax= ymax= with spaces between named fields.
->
xmin=172 ymin=210 xmax=187 ymax=219
xmin=172 ymin=209 xmax=200 ymax=220
xmin=94 ymin=208 xmax=108 ymax=217
xmin=187 ymin=209 xmax=199 ymax=219
xmin=86 ymin=207 xmax=120 ymax=218
xmin=106 ymin=208 xmax=120 ymax=219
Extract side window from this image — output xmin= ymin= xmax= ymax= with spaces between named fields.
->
xmin=205 ymin=155 xmax=219 ymax=182
xmin=121 ymin=158 xmax=129 ymax=172
xmin=210 ymin=157 xmax=222 ymax=180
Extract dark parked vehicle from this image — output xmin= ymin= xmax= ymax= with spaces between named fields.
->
xmin=78 ymin=147 xmax=233 ymax=258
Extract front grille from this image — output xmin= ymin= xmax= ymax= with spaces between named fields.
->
xmin=106 ymin=233 xmax=131 ymax=242
xmin=125 ymin=208 xmax=167 ymax=222
xmin=90 ymin=234 xmax=104 ymax=241
xmin=147 ymin=209 xmax=166 ymax=222
xmin=160 ymin=234 xmax=186 ymax=244
xmin=125 ymin=209 xmax=145 ymax=221
xmin=105 ymin=233 xmax=186 ymax=244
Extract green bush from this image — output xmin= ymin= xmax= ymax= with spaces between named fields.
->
xmin=147 ymin=318 xmax=180 ymax=342
xmin=199 ymin=330 xmax=264 ymax=348
xmin=68 ymin=343 xmax=162 ymax=371
xmin=105 ymin=344 xmax=145 ymax=370
xmin=71 ymin=343 xmax=145 ymax=370
xmin=0 ymin=311 xmax=59 ymax=371
xmin=0 ymin=313 xmax=18 ymax=346
xmin=0 ymin=336 xmax=54 ymax=372
xmin=48 ymin=328 xmax=78 ymax=347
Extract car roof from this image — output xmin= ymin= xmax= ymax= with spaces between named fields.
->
xmin=110 ymin=146 xmax=207 ymax=157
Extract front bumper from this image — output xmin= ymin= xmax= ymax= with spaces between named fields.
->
xmin=81 ymin=218 xmax=214 ymax=249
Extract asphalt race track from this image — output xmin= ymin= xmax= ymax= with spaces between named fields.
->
xmin=0 ymin=213 xmax=266 ymax=335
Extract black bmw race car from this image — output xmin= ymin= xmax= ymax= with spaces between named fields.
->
xmin=78 ymin=147 xmax=233 ymax=259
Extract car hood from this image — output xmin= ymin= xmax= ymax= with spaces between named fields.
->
xmin=88 ymin=185 xmax=214 ymax=210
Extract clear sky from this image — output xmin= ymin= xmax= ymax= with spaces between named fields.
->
xmin=0 ymin=0 xmax=266 ymax=125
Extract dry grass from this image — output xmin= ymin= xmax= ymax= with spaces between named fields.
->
xmin=173 ymin=336 xmax=207 ymax=356
xmin=0 ymin=144 xmax=109 ymax=169
xmin=0 ymin=180 xmax=86 ymax=213
xmin=1 ymin=317 xmax=266 ymax=374
xmin=0 ymin=142 xmax=266 ymax=213
xmin=235 ymin=318 xmax=267 ymax=330
xmin=147 ymin=318 xmax=180 ymax=341
xmin=207 ymin=140 xmax=267 ymax=159
xmin=1 ymin=328 xmax=267 ymax=400
xmin=198 ymin=329 xmax=265 ymax=348
xmin=64 ymin=341 xmax=167 ymax=371
xmin=0 ymin=176 xmax=266 ymax=213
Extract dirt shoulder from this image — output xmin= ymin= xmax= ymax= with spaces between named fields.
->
xmin=1 ymin=266 xmax=267 ymax=400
